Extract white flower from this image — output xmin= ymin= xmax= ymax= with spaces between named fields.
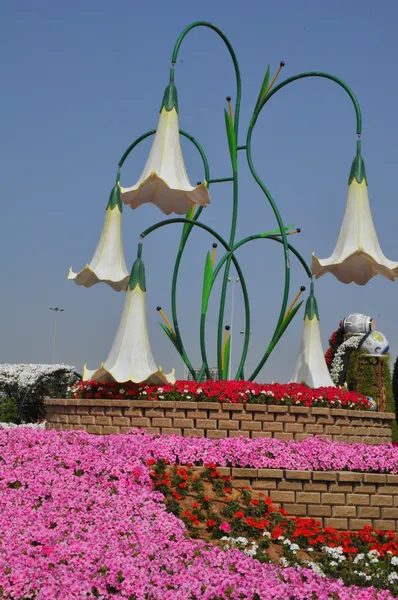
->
xmin=83 ymin=253 xmax=175 ymax=385
xmin=290 ymin=283 xmax=335 ymax=388
xmin=279 ymin=558 xmax=289 ymax=567
xmin=388 ymin=572 xmax=398 ymax=582
xmin=68 ymin=185 xmax=129 ymax=291
xmin=120 ymin=78 xmax=210 ymax=215
xmin=312 ymin=149 xmax=398 ymax=285
xmin=391 ymin=556 xmax=398 ymax=566
xmin=119 ymin=389 xmax=125 ymax=394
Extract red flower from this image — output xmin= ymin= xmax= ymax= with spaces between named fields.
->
xmin=235 ymin=511 xmax=244 ymax=519
xmin=178 ymin=482 xmax=187 ymax=489
xmin=207 ymin=520 xmax=216 ymax=527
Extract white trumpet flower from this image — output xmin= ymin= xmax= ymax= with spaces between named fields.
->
xmin=312 ymin=149 xmax=398 ymax=285
xmin=290 ymin=283 xmax=335 ymax=388
xmin=68 ymin=184 xmax=129 ymax=291
xmin=120 ymin=78 xmax=210 ymax=215
xmin=83 ymin=251 xmax=175 ymax=384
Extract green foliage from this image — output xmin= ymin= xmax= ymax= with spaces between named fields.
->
xmin=392 ymin=356 xmax=398 ymax=419
xmin=346 ymin=352 xmax=393 ymax=412
xmin=0 ymin=397 xmax=20 ymax=424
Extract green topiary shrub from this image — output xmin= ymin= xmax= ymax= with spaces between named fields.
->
xmin=392 ymin=356 xmax=398 ymax=420
xmin=346 ymin=352 xmax=393 ymax=412
xmin=0 ymin=397 xmax=20 ymax=424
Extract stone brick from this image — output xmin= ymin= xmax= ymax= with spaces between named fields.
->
xmin=58 ymin=415 xmax=69 ymax=424
xmin=296 ymin=492 xmax=321 ymax=504
xmin=284 ymin=423 xmax=304 ymax=433
xmin=89 ymin=407 xmax=106 ymax=416
xmin=252 ymin=481 xmax=276 ymax=490
xmin=309 ymin=505 xmax=332 ymax=517
xmin=284 ymin=503 xmax=308 ymax=516
xmin=75 ymin=406 xmax=90 ymax=415
xmin=80 ymin=416 xmax=96 ymax=425
xmin=232 ymin=468 xmax=258 ymax=478
xmin=325 ymin=518 xmax=348 ymax=529
xmin=223 ymin=404 xmax=245 ymax=412
xmin=349 ymin=519 xmax=373 ymax=530
xmin=232 ymin=413 xmax=253 ymax=421
xmin=270 ymin=491 xmax=295 ymax=503
xmin=157 ymin=401 xmax=176 ymax=409
xmin=313 ymin=472 xmax=337 ymax=482
xmin=289 ymin=406 xmax=310 ymax=414
xmin=209 ymin=410 xmax=230 ymax=420
xmin=374 ymin=520 xmax=396 ymax=530
xmin=93 ymin=416 xmax=112 ymax=426
xmin=112 ymin=417 xmax=131 ymax=427
xmin=187 ymin=411 xmax=207 ymax=419
xmin=61 ymin=424 xmax=75 ymax=431
xmin=206 ymin=430 xmax=227 ymax=439
xmin=347 ymin=494 xmax=369 ymax=506
xmin=312 ymin=408 xmax=331 ymax=415
xmin=305 ymin=425 xmax=324 ymax=434
xmin=337 ymin=472 xmax=363 ymax=483
xmin=278 ymin=481 xmax=303 ymax=491
xmin=274 ymin=433 xmax=294 ymax=441
xmin=152 ymin=418 xmax=172 ymax=427
xmin=258 ymin=469 xmax=284 ymax=479
xmin=199 ymin=402 xmax=221 ymax=410
xmin=173 ymin=419 xmax=194 ymax=429
xmin=231 ymin=479 xmax=251 ymax=488
xmin=162 ymin=428 xmax=182 ymax=435
xmin=174 ymin=402 xmax=196 ymax=409
xmin=241 ymin=422 xmax=261 ymax=431
xmin=145 ymin=409 xmax=165 ymax=418
xmin=105 ymin=407 xmax=123 ymax=417
xmin=378 ymin=486 xmax=398 ymax=495
xmin=228 ymin=431 xmax=250 ymax=438
xmin=164 ymin=410 xmax=186 ymax=418
xmin=297 ymin=416 xmax=316 ymax=424
xmin=324 ymin=426 xmax=342 ymax=435
xmin=275 ymin=414 xmax=296 ymax=423
xmin=261 ymin=423 xmax=283 ymax=432
xmin=303 ymin=482 xmax=328 ymax=492
xmin=124 ymin=408 xmax=144 ymax=417
xmin=218 ymin=421 xmax=239 ymax=431
xmin=130 ymin=418 xmax=151 ymax=427
xmin=322 ymin=493 xmax=346 ymax=505
xmin=183 ymin=429 xmax=204 ymax=437
xmin=245 ymin=404 xmax=269 ymax=412
xmin=363 ymin=474 xmax=387 ymax=484
xmin=353 ymin=485 xmax=376 ymax=494
xmin=358 ymin=507 xmax=380 ymax=519
xmin=381 ymin=508 xmax=398 ymax=519
xmin=145 ymin=427 xmax=160 ymax=434
xmin=252 ymin=413 xmax=275 ymax=422
xmin=268 ymin=406 xmax=288 ymax=414
xmin=294 ymin=434 xmax=314 ymax=442
xmin=87 ymin=425 xmax=103 ymax=434
xmin=371 ymin=495 xmax=393 ymax=507
xmin=252 ymin=432 xmax=272 ymax=439
xmin=332 ymin=506 xmax=356 ymax=518
xmin=387 ymin=475 xmax=398 ymax=484
xmin=316 ymin=417 xmax=334 ymax=425
xmin=285 ymin=470 xmax=311 ymax=481
xmin=68 ymin=416 xmax=81 ymax=425
xmin=120 ymin=427 xmax=133 ymax=434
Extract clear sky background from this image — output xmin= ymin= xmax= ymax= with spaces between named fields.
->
xmin=1 ymin=0 xmax=398 ymax=382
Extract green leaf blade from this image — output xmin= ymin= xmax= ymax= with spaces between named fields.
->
xmin=224 ymin=109 xmax=237 ymax=172
xmin=201 ymin=252 xmax=213 ymax=314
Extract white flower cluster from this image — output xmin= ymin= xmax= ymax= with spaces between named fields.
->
xmin=322 ymin=546 xmax=346 ymax=563
xmin=0 ymin=364 xmax=78 ymax=402
xmin=220 ymin=536 xmax=258 ymax=557
xmin=330 ymin=335 xmax=363 ymax=384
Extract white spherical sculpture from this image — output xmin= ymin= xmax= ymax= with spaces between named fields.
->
xmin=360 ymin=331 xmax=389 ymax=356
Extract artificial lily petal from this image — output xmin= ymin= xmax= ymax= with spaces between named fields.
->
xmin=120 ymin=80 xmax=210 ymax=215
xmin=312 ymin=151 xmax=398 ymax=285
xmin=68 ymin=186 xmax=129 ymax=291
xmin=84 ymin=253 xmax=175 ymax=385
xmin=290 ymin=283 xmax=335 ymax=388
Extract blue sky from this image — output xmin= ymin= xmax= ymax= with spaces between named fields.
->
xmin=1 ymin=0 xmax=398 ymax=382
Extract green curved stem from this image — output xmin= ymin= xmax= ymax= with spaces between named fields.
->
xmin=199 ymin=232 xmax=312 ymax=381
xmin=171 ymin=21 xmax=241 ymax=131
xmin=246 ymin=126 xmax=291 ymax=381
xmin=140 ymin=218 xmax=250 ymax=381
xmin=171 ymin=21 xmax=243 ymax=380
xmin=257 ymin=72 xmax=362 ymax=134
xmin=247 ymin=71 xmax=363 ymax=382
xmin=117 ymin=128 xmax=210 ymax=380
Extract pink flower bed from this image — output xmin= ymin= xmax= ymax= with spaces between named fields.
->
xmin=125 ymin=430 xmax=398 ymax=474
xmin=0 ymin=428 xmax=395 ymax=600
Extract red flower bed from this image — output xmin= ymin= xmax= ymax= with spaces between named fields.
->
xmin=69 ymin=380 xmax=370 ymax=410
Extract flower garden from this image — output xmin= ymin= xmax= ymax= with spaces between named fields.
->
xmin=1 ymin=427 xmax=398 ymax=600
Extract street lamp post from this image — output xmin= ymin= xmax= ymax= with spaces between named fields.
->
xmin=227 ymin=276 xmax=240 ymax=380
xmin=49 ymin=307 xmax=64 ymax=364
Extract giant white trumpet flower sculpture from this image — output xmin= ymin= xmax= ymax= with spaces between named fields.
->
xmin=290 ymin=282 xmax=335 ymax=388
xmin=312 ymin=147 xmax=398 ymax=285
xmin=120 ymin=75 xmax=210 ymax=215
xmin=83 ymin=248 xmax=175 ymax=384
xmin=68 ymin=183 xmax=129 ymax=291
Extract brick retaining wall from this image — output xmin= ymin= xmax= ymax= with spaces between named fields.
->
xmin=44 ymin=399 xmax=394 ymax=445
xmin=207 ymin=467 xmax=398 ymax=532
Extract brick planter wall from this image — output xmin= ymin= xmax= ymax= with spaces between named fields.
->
xmin=44 ymin=399 xmax=394 ymax=445
xmin=192 ymin=467 xmax=398 ymax=532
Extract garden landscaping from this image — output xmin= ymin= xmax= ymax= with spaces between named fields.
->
xmin=0 ymin=427 xmax=397 ymax=599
